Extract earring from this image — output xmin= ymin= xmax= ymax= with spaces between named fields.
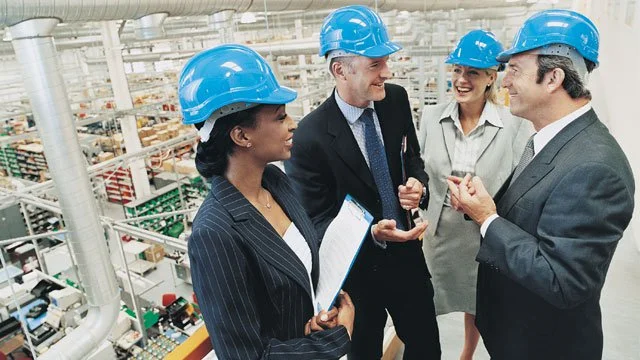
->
xmin=247 ymin=142 xmax=252 ymax=148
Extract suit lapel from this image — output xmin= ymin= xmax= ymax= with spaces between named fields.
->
xmin=441 ymin=118 xmax=457 ymax=165
xmin=210 ymin=174 xmax=314 ymax=301
xmin=265 ymin=169 xmax=320 ymax=288
xmin=325 ymin=94 xmax=377 ymax=192
xmin=498 ymin=110 xmax=598 ymax=215
xmin=476 ymin=125 xmax=499 ymax=162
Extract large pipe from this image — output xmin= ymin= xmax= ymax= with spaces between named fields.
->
xmin=0 ymin=0 xmax=534 ymax=27
xmin=10 ymin=18 xmax=120 ymax=360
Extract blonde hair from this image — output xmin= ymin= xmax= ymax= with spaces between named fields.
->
xmin=484 ymin=69 xmax=498 ymax=104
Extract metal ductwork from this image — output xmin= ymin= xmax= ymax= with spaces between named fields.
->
xmin=135 ymin=12 xmax=168 ymax=40
xmin=0 ymin=0 xmax=536 ymax=27
xmin=9 ymin=18 xmax=120 ymax=360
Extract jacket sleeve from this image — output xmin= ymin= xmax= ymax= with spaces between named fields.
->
xmin=401 ymin=90 xmax=429 ymax=209
xmin=284 ymin=137 xmax=338 ymax=239
xmin=189 ymin=226 xmax=350 ymax=359
xmin=478 ymin=162 xmax=634 ymax=309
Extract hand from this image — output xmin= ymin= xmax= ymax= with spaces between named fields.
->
xmin=372 ymin=219 xmax=428 ymax=243
xmin=446 ymin=175 xmax=496 ymax=225
xmin=447 ymin=174 xmax=476 ymax=211
xmin=336 ymin=290 xmax=355 ymax=339
xmin=304 ymin=307 xmax=339 ymax=335
xmin=398 ymin=177 xmax=424 ymax=210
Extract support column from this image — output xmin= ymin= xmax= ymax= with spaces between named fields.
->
xmin=100 ymin=20 xmax=151 ymax=199
xmin=295 ymin=19 xmax=311 ymax=115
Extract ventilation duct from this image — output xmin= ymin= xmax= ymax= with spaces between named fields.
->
xmin=135 ymin=12 xmax=168 ymax=40
xmin=9 ymin=18 xmax=120 ymax=360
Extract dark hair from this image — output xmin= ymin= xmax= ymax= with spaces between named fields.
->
xmin=536 ymin=55 xmax=597 ymax=100
xmin=194 ymin=106 xmax=261 ymax=178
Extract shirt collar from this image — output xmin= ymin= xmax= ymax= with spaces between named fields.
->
xmin=440 ymin=100 xmax=504 ymax=129
xmin=533 ymin=101 xmax=592 ymax=155
xmin=335 ymin=89 xmax=374 ymax=125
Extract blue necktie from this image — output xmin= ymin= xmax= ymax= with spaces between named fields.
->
xmin=361 ymin=108 xmax=406 ymax=230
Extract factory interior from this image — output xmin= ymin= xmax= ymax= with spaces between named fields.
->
xmin=0 ymin=0 xmax=638 ymax=359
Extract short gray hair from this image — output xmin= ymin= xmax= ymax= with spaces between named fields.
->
xmin=535 ymin=55 xmax=596 ymax=100
xmin=329 ymin=56 xmax=357 ymax=77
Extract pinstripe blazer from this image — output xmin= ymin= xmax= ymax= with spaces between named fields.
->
xmin=188 ymin=165 xmax=350 ymax=360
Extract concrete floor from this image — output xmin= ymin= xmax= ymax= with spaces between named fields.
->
xmin=396 ymin=230 xmax=640 ymax=360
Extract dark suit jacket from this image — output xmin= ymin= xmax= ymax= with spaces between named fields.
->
xmin=475 ymin=109 xmax=635 ymax=360
xmin=284 ymin=83 xmax=430 ymax=280
xmin=188 ymin=165 xmax=350 ymax=360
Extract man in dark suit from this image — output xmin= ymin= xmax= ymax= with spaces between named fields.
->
xmin=447 ymin=10 xmax=635 ymax=360
xmin=285 ymin=6 xmax=440 ymax=360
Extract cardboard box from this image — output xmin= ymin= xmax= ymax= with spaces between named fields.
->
xmin=162 ymin=160 xmax=174 ymax=172
xmin=97 ymin=152 xmax=114 ymax=162
xmin=152 ymin=123 xmax=168 ymax=132
xmin=144 ymin=244 xmax=165 ymax=263
xmin=156 ymin=130 xmax=170 ymax=141
xmin=141 ymin=135 xmax=157 ymax=147
xmin=175 ymin=159 xmax=197 ymax=175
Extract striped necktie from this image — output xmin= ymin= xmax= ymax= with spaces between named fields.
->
xmin=510 ymin=134 xmax=535 ymax=186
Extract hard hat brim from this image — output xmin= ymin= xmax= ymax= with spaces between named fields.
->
xmin=496 ymin=47 xmax=519 ymax=63
xmin=445 ymin=57 xmax=501 ymax=69
xmin=342 ymin=41 xmax=402 ymax=58
xmin=182 ymin=86 xmax=298 ymax=125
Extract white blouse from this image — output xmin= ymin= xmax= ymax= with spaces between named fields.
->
xmin=282 ymin=222 xmax=316 ymax=310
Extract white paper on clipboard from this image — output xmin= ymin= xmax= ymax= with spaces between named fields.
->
xmin=315 ymin=194 xmax=373 ymax=312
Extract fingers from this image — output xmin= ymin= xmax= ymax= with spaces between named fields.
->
xmin=304 ymin=319 xmax=311 ymax=335
xmin=316 ymin=308 xmax=338 ymax=329
xmin=398 ymin=178 xmax=423 ymax=210
xmin=446 ymin=175 xmax=463 ymax=184
xmin=404 ymin=177 xmax=419 ymax=189
xmin=337 ymin=290 xmax=354 ymax=309
xmin=309 ymin=315 xmax=324 ymax=332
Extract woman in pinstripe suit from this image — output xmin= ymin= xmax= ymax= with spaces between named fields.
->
xmin=179 ymin=44 xmax=354 ymax=360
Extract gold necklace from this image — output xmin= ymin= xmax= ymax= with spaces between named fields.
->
xmin=261 ymin=188 xmax=272 ymax=209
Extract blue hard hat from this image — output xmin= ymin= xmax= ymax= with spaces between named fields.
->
xmin=446 ymin=29 xmax=504 ymax=69
xmin=497 ymin=9 xmax=599 ymax=64
xmin=318 ymin=5 xmax=401 ymax=58
xmin=178 ymin=44 xmax=297 ymax=125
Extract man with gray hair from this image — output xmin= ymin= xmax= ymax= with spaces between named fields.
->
xmin=447 ymin=9 xmax=635 ymax=360
xmin=285 ymin=5 xmax=441 ymax=359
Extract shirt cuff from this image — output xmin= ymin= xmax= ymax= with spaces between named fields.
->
xmin=371 ymin=226 xmax=387 ymax=249
xmin=480 ymin=214 xmax=500 ymax=237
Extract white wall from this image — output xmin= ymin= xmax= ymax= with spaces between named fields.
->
xmin=577 ymin=0 xmax=640 ymax=250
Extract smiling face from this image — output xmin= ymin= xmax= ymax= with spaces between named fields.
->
xmin=451 ymin=65 xmax=496 ymax=106
xmin=338 ymin=55 xmax=392 ymax=107
xmin=242 ymin=104 xmax=297 ymax=163
xmin=502 ymin=51 xmax=547 ymax=122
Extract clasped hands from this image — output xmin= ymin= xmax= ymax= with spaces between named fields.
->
xmin=446 ymin=173 xmax=497 ymax=225
xmin=371 ymin=177 xmax=428 ymax=242
xmin=304 ymin=290 xmax=355 ymax=339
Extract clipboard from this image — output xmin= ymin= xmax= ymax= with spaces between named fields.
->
xmin=315 ymin=194 xmax=373 ymax=312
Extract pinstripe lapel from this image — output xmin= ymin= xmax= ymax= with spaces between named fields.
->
xmin=210 ymin=172 xmax=315 ymax=302
xmin=498 ymin=110 xmax=597 ymax=215
xmin=263 ymin=167 xmax=320 ymax=288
